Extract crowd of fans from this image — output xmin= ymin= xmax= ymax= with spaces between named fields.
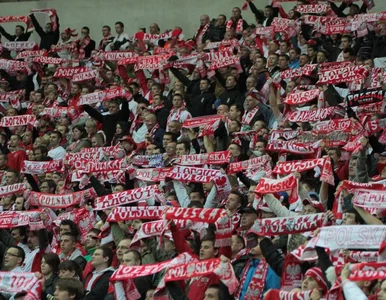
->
xmin=1 ymin=0 xmax=386 ymax=299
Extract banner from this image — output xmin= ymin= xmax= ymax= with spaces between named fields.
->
xmin=0 ymin=115 xmax=35 ymax=127
xmin=16 ymin=50 xmax=46 ymax=59
xmin=346 ymin=90 xmax=385 ymax=107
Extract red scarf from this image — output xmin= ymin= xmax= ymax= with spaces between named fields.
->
xmin=226 ymin=18 xmax=244 ymax=33
xmin=149 ymin=123 xmax=160 ymax=137
xmin=194 ymin=23 xmax=210 ymax=44
xmin=167 ymin=106 xmax=185 ymax=124
xmin=241 ymin=106 xmax=259 ymax=126
xmin=236 ymin=258 xmax=269 ymax=300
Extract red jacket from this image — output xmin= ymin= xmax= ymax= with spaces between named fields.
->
xmin=8 ymin=150 xmax=27 ymax=171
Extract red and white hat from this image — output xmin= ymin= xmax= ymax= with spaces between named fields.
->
xmin=305 ymin=267 xmax=328 ymax=293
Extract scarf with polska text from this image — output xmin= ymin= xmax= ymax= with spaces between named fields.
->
xmin=131 ymin=220 xmax=170 ymax=245
xmin=71 ymin=169 xmax=127 ymax=188
xmin=132 ymin=154 xmax=164 ymax=168
xmin=16 ymin=50 xmax=47 ymax=59
xmin=273 ymin=157 xmax=334 ymax=185
xmin=134 ymin=167 xmax=172 ymax=182
xmin=0 ymin=58 xmax=27 ymax=71
xmin=173 ymin=151 xmax=231 ymax=166
xmin=284 ymin=106 xmax=342 ymax=123
xmin=255 ymin=174 xmax=299 ymax=204
xmin=3 ymin=41 xmax=37 ymax=51
xmin=155 ymin=258 xmax=239 ymax=297
xmin=31 ymin=56 xmax=65 ymax=65
xmin=265 ymin=289 xmax=314 ymax=300
xmin=74 ymin=158 xmax=126 ymax=173
xmin=182 ymin=114 xmax=222 ymax=129
xmin=53 ymin=67 xmax=88 ymax=78
xmin=80 ymin=144 xmax=126 ymax=159
xmin=317 ymin=66 xmax=368 ymax=85
xmin=352 ymin=189 xmax=386 ymax=210
xmin=65 ymin=151 xmax=105 ymax=166
xmin=0 ymin=271 xmax=42 ymax=300
xmin=0 ymin=114 xmax=35 ymax=127
xmin=22 ymin=160 xmax=62 ymax=174
xmin=94 ymin=185 xmax=164 ymax=210
xmin=0 ymin=15 xmax=33 ymax=32
xmin=0 ymin=210 xmax=44 ymax=230
xmin=228 ymin=155 xmax=272 ymax=175
xmin=53 ymin=207 xmax=95 ymax=238
xmin=30 ymin=8 xmax=57 ymax=31
xmin=280 ymin=64 xmax=317 ymax=79
xmin=266 ymin=140 xmax=320 ymax=155
xmin=28 ymin=188 xmax=96 ymax=209
xmin=107 ymin=206 xmax=164 ymax=222
xmin=0 ymin=183 xmax=26 ymax=197
xmin=248 ymin=213 xmax=327 ymax=236
xmin=284 ymin=89 xmax=321 ymax=105
xmin=349 ymin=262 xmax=386 ymax=281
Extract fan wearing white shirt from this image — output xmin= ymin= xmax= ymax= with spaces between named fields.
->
xmin=105 ymin=21 xmax=130 ymax=51
xmin=4 ymin=246 xmax=25 ymax=272
xmin=48 ymin=131 xmax=66 ymax=160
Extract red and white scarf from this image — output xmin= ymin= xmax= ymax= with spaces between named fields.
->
xmin=32 ymin=56 xmax=65 ymax=65
xmin=0 ymin=183 xmax=26 ymax=197
xmin=28 ymin=188 xmax=96 ymax=209
xmin=30 ymin=8 xmax=57 ymax=31
xmin=284 ymin=89 xmax=321 ymax=106
xmin=134 ymin=167 xmax=172 ymax=182
xmin=349 ymin=262 xmax=386 ymax=281
xmin=94 ymin=185 xmax=163 ymax=210
xmin=194 ymin=23 xmax=210 ymax=44
xmin=75 ymin=158 xmax=125 ymax=174
xmin=0 ymin=271 xmax=42 ymax=300
xmin=296 ymin=4 xmax=328 ymax=13
xmin=3 ymin=41 xmax=37 ymax=51
xmin=16 ymin=49 xmax=46 ymax=59
xmin=228 ymin=155 xmax=272 ymax=175
xmin=284 ymin=106 xmax=340 ymax=123
xmin=182 ymin=114 xmax=221 ymax=129
xmin=0 ymin=58 xmax=27 ymax=71
xmin=255 ymin=174 xmax=299 ymax=204
xmin=241 ymin=106 xmax=259 ymax=126
xmin=165 ymin=207 xmax=227 ymax=223
xmin=54 ymin=207 xmax=95 ymax=238
xmin=235 ymin=258 xmax=269 ymax=300
xmin=131 ymin=220 xmax=169 ymax=244
xmin=273 ymin=157 xmax=334 ymax=185
xmin=317 ymin=66 xmax=368 ymax=85
xmin=53 ymin=67 xmax=88 ymax=78
xmin=173 ymin=151 xmax=231 ymax=166
xmin=266 ymin=140 xmax=320 ymax=155
xmin=0 ymin=15 xmax=33 ymax=32
xmin=280 ymin=64 xmax=317 ymax=79
xmin=107 ymin=206 xmax=164 ymax=222
xmin=249 ymin=213 xmax=327 ymax=236
xmin=22 ymin=160 xmax=62 ymax=174
xmin=0 ymin=210 xmax=43 ymax=230
xmin=226 ymin=18 xmax=244 ymax=33
xmin=72 ymin=69 xmax=99 ymax=83
xmin=265 ymin=289 xmax=314 ymax=300
xmin=0 ymin=114 xmax=35 ymax=127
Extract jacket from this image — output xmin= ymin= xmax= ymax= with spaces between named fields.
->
xmin=190 ymin=91 xmax=216 ymax=117
xmin=30 ymin=14 xmax=60 ymax=50
xmin=0 ymin=26 xmax=32 ymax=41
xmin=154 ymin=107 xmax=169 ymax=129
xmin=83 ymin=268 xmax=114 ymax=300
xmin=219 ymin=88 xmax=244 ymax=107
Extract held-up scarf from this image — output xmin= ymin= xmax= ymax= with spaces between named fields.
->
xmin=194 ymin=23 xmax=210 ymax=44
xmin=296 ymin=4 xmax=328 ymax=13
xmin=346 ymin=89 xmax=385 ymax=107
xmin=75 ymin=158 xmax=126 ymax=173
xmin=270 ymin=130 xmax=299 ymax=140
xmin=134 ymin=167 xmax=172 ymax=182
xmin=165 ymin=207 xmax=227 ymax=223
xmin=182 ymin=114 xmax=222 ymax=128
xmin=0 ymin=16 xmax=33 ymax=32
xmin=0 ymin=115 xmax=36 ymax=127
xmin=284 ymin=106 xmax=340 ymax=123
xmin=94 ymin=185 xmax=163 ymax=210
xmin=21 ymin=160 xmax=62 ymax=174
xmin=265 ymin=289 xmax=313 ymax=300
xmin=313 ymin=225 xmax=386 ymax=251
xmin=131 ymin=220 xmax=169 ymax=244
xmin=93 ymin=51 xmax=137 ymax=61
xmin=166 ymin=106 xmax=188 ymax=126
xmin=0 ymin=210 xmax=43 ymax=230
xmin=284 ymin=89 xmax=321 ymax=105
xmin=0 ymin=58 xmax=27 ymax=71
xmin=228 ymin=155 xmax=272 ymax=174
xmin=53 ymin=208 xmax=95 ymax=238
xmin=248 ymin=213 xmax=327 ymax=236
xmin=255 ymin=173 xmax=299 ymax=204
xmin=132 ymin=154 xmax=164 ymax=168
xmin=107 ymin=206 xmax=164 ymax=222
xmin=235 ymin=258 xmax=269 ymax=300
xmin=155 ymin=258 xmax=239 ymax=296
xmin=53 ymin=67 xmax=88 ymax=78
xmin=281 ymin=254 xmax=303 ymax=291
xmin=349 ymin=262 xmax=386 ymax=281
xmin=3 ymin=41 xmax=37 ymax=51
xmin=0 ymin=271 xmax=42 ymax=300
xmin=273 ymin=157 xmax=334 ymax=185
xmin=317 ymin=66 xmax=369 ymax=85
xmin=28 ymin=188 xmax=96 ymax=209
xmin=133 ymin=54 xmax=171 ymax=71
xmin=208 ymin=56 xmax=243 ymax=74
xmin=0 ymin=183 xmax=26 ymax=197
xmin=72 ymin=69 xmax=99 ymax=83
xmin=173 ymin=151 xmax=231 ymax=166
xmin=31 ymin=56 xmax=65 ymax=65
xmin=16 ymin=50 xmax=47 ymax=59
xmin=313 ymin=118 xmax=362 ymax=133
xmin=30 ymin=8 xmax=57 ymax=31
xmin=280 ymin=64 xmax=317 ymax=79
xmin=78 ymin=87 xmax=129 ymax=105
xmin=352 ymin=189 xmax=386 ymax=209
xmin=241 ymin=106 xmax=259 ymax=126
xmin=266 ymin=140 xmax=320 ymax=155
xmin=81 ymin=144 xmax=126 ymax=159
xmin=226 ymin=18 xmax=244 ymax=33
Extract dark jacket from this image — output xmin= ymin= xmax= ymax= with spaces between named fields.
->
xmin=372 ymin=36 xmax=386 ymax=59
xmin=202 ymin=23 xmax=226 ymax=43
xmin=75 ymin=39 xmax=96 ymax=58
xmin=83 ymin=269 xmax=114 ymax=300
xmin=256 ymin=70 xmax=270 ymax=91
xmin=152 ymin=127 xmax=165 ymax=149
xmin=82 ymin=100 xmax=130 ymax=145
xmin=43 ymin=274 xmax=59 ymax=299
xmin=154 ymin=107 xmax=169 ymax=129
xmin=219 ymin=88 xmax=244 ymax=107
xmin=0 ymin=26 xmax=32 ymax=41
xmin=170 ymin=68 xmax=201 ymax=98
xmin=260 ymin=238 xmax=284 ymax=277
xmin=30 ymin=14 xmax=60 ymax=50
xmin=190 ymin=91 xmax=216 ymax=117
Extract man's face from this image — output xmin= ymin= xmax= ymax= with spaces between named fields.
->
xmin=217 ymin=105 xmax=229 ymax=116
xmin=117 ymin=239 xmax=131 ymax=262
xmin=50 ymin=133 xmax=60 ymax=147
xmin=176 ymin=144 xmax=188 ymax=157
xmin=343 ymin=212 xmax=357 ymax=225
xmin=9 ymin=135 xmax=19 ymax=148
xmin=247 ymin=185 xmax=256 ymax=203
xmin=240 ymin=212 xmax=257 ymax=229
xmin=299 ymin=55 xmax=309 ymax=67
xmin=144 ymin=115 xmax=156 ymax=131
xmin=229 ymin=120 xmax=240 ymax=133
xmin=22 ymin=131 xmax=33 ymax=145
xmin=168 ymin=122 xmax=180 ymax=134
xmin=302 ymin=275 xmax=320 ymax=291
xmin=4 ymin=247 xmax=22 ymax=270
xmin=199 ymin=80 xmax=210 ymax=92
xmin=15 ymin=26 xmax=23 ymax=36
xmin=27 ymin=231 xmax=39 ymax=249
xmin=328 ymin=150 xmax=339 ymax=163
xmin=102 ymin=27 xmax=110 ymax=37
xmin=200 ymin=15 xmax=209 ymax=26
xmin=231 ymin=235 xmax=243 ymax=256
xmin=34 ymin=149 xmax=43 ymax=161
xmin=172 ymin=96 xmax=183 ymax=108
xmin=268 ymin=55 xmax=278 ymax=66
xmin=81 ymin=29 xmax=89 ymax=38
xmin=115 ymin=24 xmax=123 ymax=34
xmin=152 ymin=95 xmax=162 ymax=106
xmin=225 ymin=194 xmax=240 ymax=212
xmin=190 ymin=192 xmax=204 ymax=203
xmin=6 ymin=172 xmax=17 ymax=185
xmin=280 ymin=42 xmax=288 ymax=54
xmin=246 ymin=96 xmax=257 ymax=110
xmin=217 ymin=15 xmax=226 ymax=26
xmin=45 ymin=23 xmax=53 ymax=33
xmin=246 ymin=77 xmax=256 ymax=89
xmin=227 ymin=144 xmax=240 ymax=157
xmin=232 ymin=8 xmax=241 ymax=18
xmin=59 ymin=224 xmax=71 ymax=237
xmin=200 ymin=240 xmax=217 ymax=260
xmin=204 ymin=287 xmax=219 ymax=300
xmin=162 ymin=135 xmax=173 ymax=148
xmin=255 ymin=58 xmax=265 ymax=71
xmin=226 ymin=76 xmax=236 ymax=89
xmin=288 ymin=49 xmax=298 ymax=61
xmin=122 ymin=252 xmax=139 ymax=266
xmin=341 ymin=37 xmax=350 ymax=49
xmin=229 ymin=106 xmax=239 ymax=121
xmin=60 ymin=235 xmax=76 ymax=255
xmin=165 ymin=142 xmax=177 ymax=156
xmin=301 ymin=204 xmax=317 ymax=215
xmin=149 ymin=23 xmax=159 ymax=34
xmin=14 ymin=197 xmax=24 ymax=211
xmin=109 ymin=103 xmax=119 ymax=114
xmin=378 ymin=280 xmax=386 ymax=300
xmin=85 ymin=231 xmax=99 ymax=249
xmin=54 ymin=288 xmax=74 ymax=300
xmin=91 ymin=249 xmax=106 ymax=268
xmin=343 ymin=52 xmax=352 ymax=62
xmin=279 ymin=56 xmax=288 ymax=69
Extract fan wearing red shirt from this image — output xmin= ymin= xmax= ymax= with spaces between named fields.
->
xmin=7 ymin=135 xmax=27 ymax=172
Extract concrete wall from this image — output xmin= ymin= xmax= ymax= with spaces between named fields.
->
xmin=0 ymin=0 xmax=385 ymax=45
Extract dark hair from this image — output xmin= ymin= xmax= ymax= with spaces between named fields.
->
xmin=102 ymin=25 xmax=111 ymax=31
xmin=163 ymin=132 xmax=178 ymax=142
xmin=344 ymin=208 xmax=365 ymax=224
xmin=8 ymin=246 xmax=25 ymax=265
xmin=173 ymin=93 xmax=184 ymax=100
xmin=188 ymin=201 xmax=204 ymax=208
xmin=15 ymin=25 xmax=25 ymax=32
xmin=126 ymin=250 xmax=142 ymax=264
xmin=60 ymin=220 xmax=80 ymax=237
xmin=279 ymin=54 xmax=290 ymax=61
xmin=11 ymin=226 xmax=27 ymax=244
xmin=50 ymin=131 xmax=63 ymax=141
xmin=230 ymin=191 xmax=244 ymax=206
xmin=341 ymin=34 xmax=353 ymax=42
xmin=55 ymin=278 xmax=84 ymax=300
xmin=42 ymin=253 xmax=60 ymax=274
xmin=189 ymin=190 xmax=205 ymax=199
xmin=72 ymin=124 xmax=88 ymax=139
xmin=61 ymin=232 xmax=77 ymax=243
xmin=82 ymin=26 xmax=90 ymax=33
xmin=96 ymin=246 xmax=114 ymax=266
xmin=88 ymin=228 xmax=101 ymax=236
xmin=151 ymin=82 xmax=162 ymax=91
xmin=41 ymin=179 xmax=56 ymax=192
xmin=115 ymin=21 xmax=124 ymax=28
xmin=343 ymin=48 xmax=355 ymax=57
xmin=289 ymin=47 xmax=301 ymax=55
xmin=177 ymin=141 xmax=190 ymax=152
xmin=129 ymin=82 xmax=140 ymax=89
xmin=230 ymin=104 xmax=244 ymax=116
xmin=58 ymin=260 xmax=83 ymax=280
xmin=34 ymin=145 xmax=48 ymax=156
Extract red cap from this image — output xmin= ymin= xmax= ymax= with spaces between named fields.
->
xmin=302 ymin=199 xmax=324 ymax=212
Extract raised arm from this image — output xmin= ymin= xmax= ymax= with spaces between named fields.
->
xmin=30 ymin=14 xmax=45 ymax=37
xmin=0 ymin=26 xmax=15 ymax=41
xmin=82 ymin=104 xmax=104 ymax=123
